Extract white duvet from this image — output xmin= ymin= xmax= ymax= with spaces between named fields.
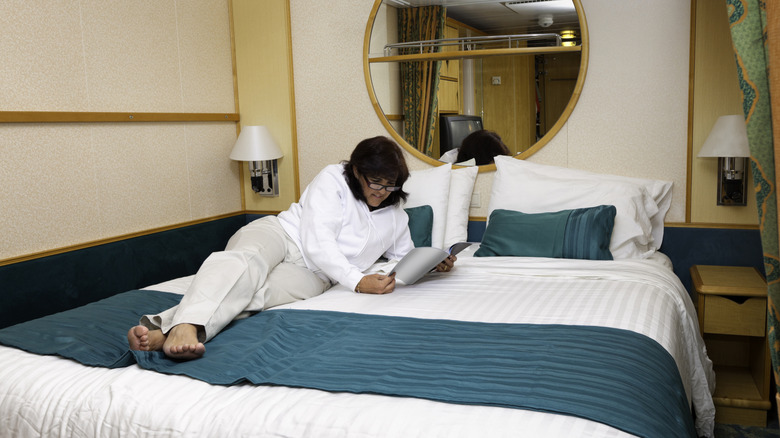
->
xmin=0 ymin=253 xmax=715 ymax=438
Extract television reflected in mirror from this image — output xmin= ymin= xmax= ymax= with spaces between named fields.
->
xmin=439 ymin=114 xmax=483 ymax=158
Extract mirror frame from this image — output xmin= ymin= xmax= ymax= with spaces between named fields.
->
xmin=363 ymin=0 xmax=589 ymax=171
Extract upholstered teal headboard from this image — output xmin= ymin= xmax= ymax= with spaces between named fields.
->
xmin=658 ymin=226 xmax=764 ymax=295
xmin=0 ymin=215 xmax=248 ymax=329
xmin=0 ymin=217 xmax=763 ymax=329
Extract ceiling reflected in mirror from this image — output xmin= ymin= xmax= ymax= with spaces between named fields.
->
xmin=383 ymin=0 xmax=579 ymax=40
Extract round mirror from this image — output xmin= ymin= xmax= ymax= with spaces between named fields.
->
xmin=363 ymin=0 xmax=588 ymax=169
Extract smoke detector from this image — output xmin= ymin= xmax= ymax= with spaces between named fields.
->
xmin=538 ymin=13 xmax=553 ymax=28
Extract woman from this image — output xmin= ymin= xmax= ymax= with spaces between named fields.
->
xmin=127 ymin=136 xmax=456 ymax=360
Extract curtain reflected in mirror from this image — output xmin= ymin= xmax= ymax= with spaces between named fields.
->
xmin=398 ymin=6 xmax=444 ymax=155
xmin=365 ymin=0 xmax=588 ymax=167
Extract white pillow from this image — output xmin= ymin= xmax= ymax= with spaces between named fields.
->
xmin=439 ymin=148 xmax=459 ymax=163
xmin=488 ymin=156 xmax=659 ymax=259
xmin=444 ymin=165 xmax=478 ymax=249
xmin=403 ymin=164 xmax=452 ymax=248
xmin=634 ymin=179 xmax=673 ymax=248
xmin=492 ymin=156 xmax=673 ymax=248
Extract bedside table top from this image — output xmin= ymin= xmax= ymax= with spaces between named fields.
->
xmin=691 ymin=265 xmax=766 ymax=297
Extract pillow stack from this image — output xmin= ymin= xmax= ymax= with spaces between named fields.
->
xmin=402 ymin=164 xmax=479 ymax=249
xmin=399 ymin=156 xmax=672 ymax=261
xmin=486 ymin=156 xmax=673 ymax=260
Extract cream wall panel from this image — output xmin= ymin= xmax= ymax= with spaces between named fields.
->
xmin=92 ymin=123 xmax=241 ymax=230
xmin=289 ymin=0 xmax=407 ymax=195
xmin=1 ymin=1 xmax=239 ymax=261
xmin=81 ymin=1 xmax=183 ymax=111
xmin=0 ymin=125 xmax=99 ymax=257
xmin=0 ymin=0 xmax=236 ymax=113
xmin=185 ymin=123 xmax=243 ymax=218
xmin=177 ymin=0 xmax=236 ymax=113
xmin=91 ymin=124 xmax=192 ymax=232
xmin=0 ymin=1 xmax=88 ymax=111
xmin=560 ymin=0 xmax=690 ymax=223
xmin=290 ymin=0 xmax=691 ymax=223
xmin=1 ymin=123 xmax=240 ymax=261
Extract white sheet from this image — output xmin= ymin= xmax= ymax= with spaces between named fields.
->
xmin=0 ymin=254 xmax=715 ymax=438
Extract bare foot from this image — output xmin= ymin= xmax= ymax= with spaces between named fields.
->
xmin=162 ymin=323 xmax=205 ymax=360
xmin=127 ymin=325 xmax=166 ymax=351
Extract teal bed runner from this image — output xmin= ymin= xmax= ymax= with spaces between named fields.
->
xmin=0 ymin=289 xmax=695 ymax=438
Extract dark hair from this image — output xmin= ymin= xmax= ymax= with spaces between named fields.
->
xmin=456 ymin=130 xmax=510 ymax=166
xmin=343 ymin=136 xmax=409 ymax=208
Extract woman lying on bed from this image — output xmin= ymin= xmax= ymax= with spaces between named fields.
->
xmin=127 ymin=136 xmax=457 ymax=360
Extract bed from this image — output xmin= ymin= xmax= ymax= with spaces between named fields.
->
xmin=0 ymin=157 xmax=715 ymax=438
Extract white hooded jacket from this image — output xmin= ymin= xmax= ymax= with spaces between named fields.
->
xmin=278 ymin=164 xmax=414 ymax=291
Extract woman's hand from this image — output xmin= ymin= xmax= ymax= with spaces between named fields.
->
xmin=435 ymin=255 xmax=456 ymax=272
xmin=355 ymin=273 xmax=396 ymax=294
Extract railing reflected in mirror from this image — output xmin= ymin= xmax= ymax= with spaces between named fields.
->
xmin=363 ymin=0 xmax=588 ymax=169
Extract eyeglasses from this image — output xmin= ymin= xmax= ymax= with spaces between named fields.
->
xmin=363 ymin=175 xmax=401 ymax=192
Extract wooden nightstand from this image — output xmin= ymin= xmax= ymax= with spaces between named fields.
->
xmin=690 ymin=265 xmax=771 ymax=426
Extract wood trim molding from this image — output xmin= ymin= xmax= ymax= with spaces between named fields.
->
xmin=664 ymin=222 xmax=760 ymax=229
xmin=228 ymin=0 xmax=247 ymax=211
xmin=369 ymin=45 xmax=582 ymax=64
xmin=284 ymin=0 xmax=302 ymax=201
xmin=244 ymin=210 xmax=284 ymax=216
xmin=686 ymin=0 xmax=697 ymax=223
xmin=0 ymin=111 xmax=239 ymax=123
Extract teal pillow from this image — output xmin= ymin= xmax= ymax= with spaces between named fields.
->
xmin=404 ymin=205 xmax=433 ymax=248
xmin=474 ymin=206 xmax=615 ymax=260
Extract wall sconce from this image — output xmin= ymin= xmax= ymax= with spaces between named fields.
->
xmin=697 ymin=115 xmax=750 ymax=206
xmin=229 ymin=125 xmax=284 ymax=197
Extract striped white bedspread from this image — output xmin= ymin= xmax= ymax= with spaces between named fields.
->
xmin=0 ymin=253 xmax=715 ymax=438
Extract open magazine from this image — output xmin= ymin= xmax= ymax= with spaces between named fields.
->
xmin=390 ymin=242 xmax=472 ymax=285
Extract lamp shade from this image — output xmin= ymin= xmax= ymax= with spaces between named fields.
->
xmin=229 ymin=125 xmax=283 ymax=161
xmin=698 ymin=115 xmax=750 ymax=158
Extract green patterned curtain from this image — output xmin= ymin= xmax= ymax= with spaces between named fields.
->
xmin=726 ymin=0 xmax=779 ymax=393
xmin=398 ymin=6 xmax=445 ymax=155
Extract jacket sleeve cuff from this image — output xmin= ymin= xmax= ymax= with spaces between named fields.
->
xmin=343 ymin=271 xmax=364 ymax=293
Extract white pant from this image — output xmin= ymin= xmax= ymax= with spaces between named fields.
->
xmin=141 ymin=216 xmax=331 ymax=342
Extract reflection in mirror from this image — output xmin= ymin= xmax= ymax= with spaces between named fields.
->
xmin=439 ymin=114 xmax=483 ymax=162
xmin=451 ymin=129 xmax=511 ymax=166
xmin=365 ymin=0 xmax=587 ymax=166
